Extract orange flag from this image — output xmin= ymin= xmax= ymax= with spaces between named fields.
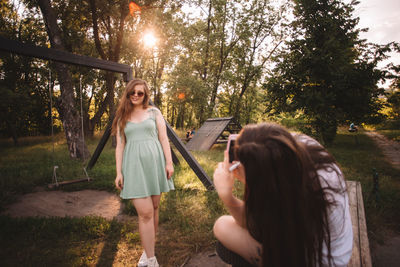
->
xmin=129 ymin=1 xmax=141 ymax=15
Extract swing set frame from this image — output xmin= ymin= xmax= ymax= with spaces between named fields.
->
xmin=0 ymin=36 xmax=214 ymax=190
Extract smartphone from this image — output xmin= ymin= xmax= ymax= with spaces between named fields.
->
xmin=227 ymin=134 xmax=238 ymax=163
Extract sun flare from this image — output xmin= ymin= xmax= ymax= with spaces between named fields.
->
xmin=143 ymin=32 xmax=157 ymax=48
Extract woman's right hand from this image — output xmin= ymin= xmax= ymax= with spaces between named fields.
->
xmin=115 ymin=174 xmax=123 ymax=190
xmin=213 ymin=150 xmax=235 ymax=201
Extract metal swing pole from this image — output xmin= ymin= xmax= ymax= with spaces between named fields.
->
xmin=80 ymin=76 xmax=91 ymax=181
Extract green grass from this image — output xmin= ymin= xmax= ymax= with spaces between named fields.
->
xmin=0 ymin=133 xmax=118 ymax=209
xmin=0 ymin=134 xmax=230 ymax=266
xmin=328 ymin=128 xmax=400 ymax=242
xmin=0 ymin=128 xmax=399 ymax=266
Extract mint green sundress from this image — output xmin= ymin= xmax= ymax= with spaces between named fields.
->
xmin=120 ymin=108 xmax=174 ymax=199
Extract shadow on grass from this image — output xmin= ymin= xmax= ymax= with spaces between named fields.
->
xmin=0 ymin=215 xmax=125 ymax=267
xmin=96 ymin=219 xmax=123 ymax=267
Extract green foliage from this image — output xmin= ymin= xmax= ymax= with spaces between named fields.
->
xmin=386 ymin=90 xmax=400 ymax=119
xmin=264 ymin=0 xmax=389 ymax=145
xmin=385 ymin=64 xmax=400 ymax=120
xmin=0 ymin=0 xmax=50 ymax=143
xmin=165 ymin=0 xmax=286 ymax=127
xmin=3 ymin=0 xmax=400 ymax=145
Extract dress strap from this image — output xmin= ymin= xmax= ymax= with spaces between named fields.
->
xmin=147 ymin=107 xmax=157 ymax=120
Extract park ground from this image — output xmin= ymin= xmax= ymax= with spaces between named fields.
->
xmin=0 ymin=127 xmax=399 ymax=266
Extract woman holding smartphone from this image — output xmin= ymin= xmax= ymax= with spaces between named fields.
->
xmin=213 ymin=123 xmax=353 ymax=267
xmin=112 ymin=79 xmax=174 ymax=267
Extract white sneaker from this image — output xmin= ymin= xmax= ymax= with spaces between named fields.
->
xmin=138 ymin=251 xmax=147 ymax=267
xmin=147 ymin=256 xmax=159 ymax=267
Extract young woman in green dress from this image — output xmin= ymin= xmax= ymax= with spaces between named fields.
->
xmin=112 ymin=79 xmax=174 ymax=267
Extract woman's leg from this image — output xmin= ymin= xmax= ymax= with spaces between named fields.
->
xmin=151 ymin=194 xmax=161 ymax=235
xmin=213 ymin=215 xmax=262 ymax=266
xmin=132 ymin=197 xmax=156 ymax=257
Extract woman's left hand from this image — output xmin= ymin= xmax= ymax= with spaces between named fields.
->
xmin=166 ymin=163 xmax=174 ymax=179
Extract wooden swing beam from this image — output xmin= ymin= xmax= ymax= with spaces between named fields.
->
xmin=0 ymin=36 xmax=133 ymax=81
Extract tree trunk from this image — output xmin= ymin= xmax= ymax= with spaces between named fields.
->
xmin=233 ymin=82 xmax=249 ymax=122
xmin=152 ymin=58 xmax=165 ymax=108
xmin=88 ymin=0 xmax=128 ymax=146
xmin=7 ymin=121 xmax=18 ymax=146
xmin=202 ymin=0 xmax=212 ymax=80
xmin=38 ymin=0 xmax=90 ymax=159
xmin=314 ymin=114 xmax=337 ymax=146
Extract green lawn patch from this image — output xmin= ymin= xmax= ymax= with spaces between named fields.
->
xmin=0 ymin=129 xmax=399 ymax=265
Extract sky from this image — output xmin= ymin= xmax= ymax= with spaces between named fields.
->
xmin=353 ymin=0 xmax=400 ymax=67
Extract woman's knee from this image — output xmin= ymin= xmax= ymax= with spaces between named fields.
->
xmin=137 ymin=208 xmax=154 ymax=223
xmin=132 ymin=198 xmax=154 ymax=223
xmin=214 ymin=216 xmax=261 ymax=265
xmin=213 ymin=215 xmax=234 ymax=240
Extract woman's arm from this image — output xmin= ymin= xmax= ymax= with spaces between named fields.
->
xmin=214 ymin=150 xmax=246 ymax=227
xmin=115 ymin=125 xmax=125 ymax=189
xmin=154 ymin=108 xmax=174 ymax=179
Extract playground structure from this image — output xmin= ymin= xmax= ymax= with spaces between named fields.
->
xmin=0 ymin=36 xmax=213 ymax=190
xmin=186 ymin=117 xmax=242 ymax=151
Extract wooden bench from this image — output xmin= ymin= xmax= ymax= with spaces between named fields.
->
xmin=347 ymin=181 xmax=372 ymax=267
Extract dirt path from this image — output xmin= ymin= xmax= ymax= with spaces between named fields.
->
xmin=372 ymin=233 xmax=400 ymax=267
xmin=364 ymin=131 xmax=400 ymax=169
xmin=364 ymin=131 xmax=400 ymax=266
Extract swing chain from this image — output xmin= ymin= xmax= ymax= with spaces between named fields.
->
xmin=48 ymin=71 xmax=91 ymax=188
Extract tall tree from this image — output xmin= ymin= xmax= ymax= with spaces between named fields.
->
xmin=88 ymin=0 xmax=129 ymax=134
xmin=167 ymin=0 xmax=286 ymax=127
xmin=264 ymin=0 xmax=385 ymax=145
xmin=36 ymin=0 xmax=90 ymax=159
xmin=229 ymin=0 xmax=285 ymax=121
xmin=205 ymin=0 xmax=240 ymax=118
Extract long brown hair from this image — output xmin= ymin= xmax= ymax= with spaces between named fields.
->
xmin=235 ymin=123 xmax=344 ymax=267
xmin=111 ymin=79 xmax=151 ymax=141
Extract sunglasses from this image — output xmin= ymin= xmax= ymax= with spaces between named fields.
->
xmin=128 ymin=91 xmax=145 ymax=98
